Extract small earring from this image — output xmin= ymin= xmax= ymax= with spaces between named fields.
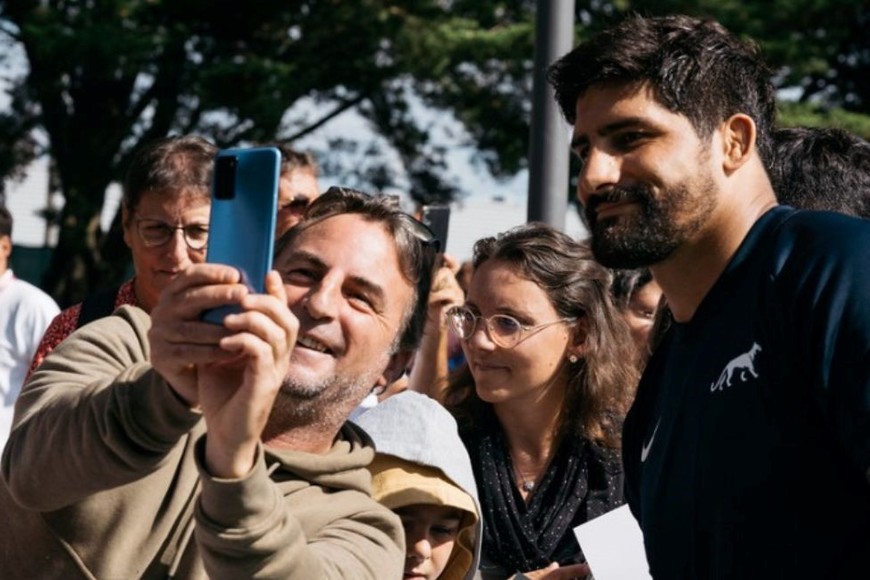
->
xmin=568 ymin=354 xmax=578 ymax=364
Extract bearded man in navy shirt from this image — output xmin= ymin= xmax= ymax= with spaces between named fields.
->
xmin=549 ymin=14 xmax=870 ymax=580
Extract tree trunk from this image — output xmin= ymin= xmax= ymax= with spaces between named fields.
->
xmin=42 ymin=186 xmax=128 ymax=308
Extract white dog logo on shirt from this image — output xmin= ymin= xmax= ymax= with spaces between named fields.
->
xmin=710 ymin=342 xmax=762 ymax=392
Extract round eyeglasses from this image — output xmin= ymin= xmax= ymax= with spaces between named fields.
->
xmin=446 ymin=305 xmax=576 ymax=349
xmin=135 ymin=219 xmax=209 ymax=251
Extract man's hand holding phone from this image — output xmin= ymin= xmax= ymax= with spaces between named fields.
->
xmin=149 ymin=263 xmax=251 ymax=407
xmin=149 ymin=264 xmax=298 ymax=478
xmin=197 ymin=269 xmax=297 ymax=479
xmin=153 ymin=145 xmax=296 ymax=478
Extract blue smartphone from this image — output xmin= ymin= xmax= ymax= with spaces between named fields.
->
xmin=202 ymin=146 xmax=280 ymax=324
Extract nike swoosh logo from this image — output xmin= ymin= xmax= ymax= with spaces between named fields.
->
xmin=641 ymin=418 xmax=661 ymax=463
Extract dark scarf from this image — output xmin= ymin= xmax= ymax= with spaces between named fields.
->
xmin=461 ymin=407 xmax=624 ymax=576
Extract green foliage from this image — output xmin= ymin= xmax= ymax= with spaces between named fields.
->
xmin=621 ymin=0 xmax=870 ymax=113
xmin=0 ymin=83 xmax=38 ymax=200
xmin=778 ymin=101 xmax=870 ymax=138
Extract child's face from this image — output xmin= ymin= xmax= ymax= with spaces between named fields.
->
xmin=395 ymin=503 xmax=463 ymax=580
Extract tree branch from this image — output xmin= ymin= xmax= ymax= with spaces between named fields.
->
xmin=283 ymin=95 xmax=366 ymax=142
xmin=0 ymin=22 xmax=22 ymax=42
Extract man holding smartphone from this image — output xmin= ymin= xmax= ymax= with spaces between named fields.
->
xmin=1 ymin=188 xmax=434 ymax=579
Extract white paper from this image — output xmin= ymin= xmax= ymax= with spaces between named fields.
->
xmin=573 ymin=505 xmax=652 ymax=580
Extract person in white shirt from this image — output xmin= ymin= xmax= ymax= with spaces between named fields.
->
xmin=0 ymin=204 xmax=59 ymax=450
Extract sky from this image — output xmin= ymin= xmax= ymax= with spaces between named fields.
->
xmin=277 ymin=89 xmax=534 ymax=207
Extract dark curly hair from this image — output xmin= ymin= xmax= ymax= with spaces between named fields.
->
xmin=769 ymin=127 xmax=870 ymax=219
xmin=548 ymin=14 xmax=776 ymax=165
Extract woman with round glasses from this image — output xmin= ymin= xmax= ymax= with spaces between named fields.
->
xmin=28 ymin=135 xmax=216 ymax=375
xmin=443 ymin=223 xmax=638 ymax=579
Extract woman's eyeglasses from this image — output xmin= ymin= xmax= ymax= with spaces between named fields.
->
xmin=135 ymin=219 xmax=209 ymax=251
xmin=446 ymin=305 xmax=575 ymax=349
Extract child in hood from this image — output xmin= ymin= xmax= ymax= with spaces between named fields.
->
xmin=354 ymin=391 xmax=481 ymax=580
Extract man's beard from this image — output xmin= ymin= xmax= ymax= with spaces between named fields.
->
xmin=583 ymin=173 xmax=717 ymax=269
xmin=272 ymin=359 xmax=387 ymax=428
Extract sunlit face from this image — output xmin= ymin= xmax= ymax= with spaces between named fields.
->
xmin=621 ymin=278 xmax=663 ymax=354
xmin=572 ymin=83 xmax=719 ymax=268
xmin=275 ymin=168 xmax=320 ymax=237
xmin=395 ymin=504 xmax=463 ymax=580
xmin=122 ymin=190 xmax=210 ymax=312
xmin=461 ymin=259 xmax=576 ymax=406
xmin=274 ymin=214 xmax=414 ymax=416
xmin=0 ymin=234 xmax=11 ymax=274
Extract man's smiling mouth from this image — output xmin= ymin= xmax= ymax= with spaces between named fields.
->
xmin=296 ymin=335 xmax=330 ymax=354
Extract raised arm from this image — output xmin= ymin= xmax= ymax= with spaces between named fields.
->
xmin=2 ymin=306 xmax=202 ymax=510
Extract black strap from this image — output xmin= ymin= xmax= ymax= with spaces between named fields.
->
xmin=76 ymin=285 xmax=121 ymax=329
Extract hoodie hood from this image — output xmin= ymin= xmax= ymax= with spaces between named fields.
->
xmin=354 ymin=392 xmax=482 ymax=580
xmin=265 ymin=422 xmax=376 ymax=495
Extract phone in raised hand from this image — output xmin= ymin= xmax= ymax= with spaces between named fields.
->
xmin=202 ymin=146 xmax=280 ymax=324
